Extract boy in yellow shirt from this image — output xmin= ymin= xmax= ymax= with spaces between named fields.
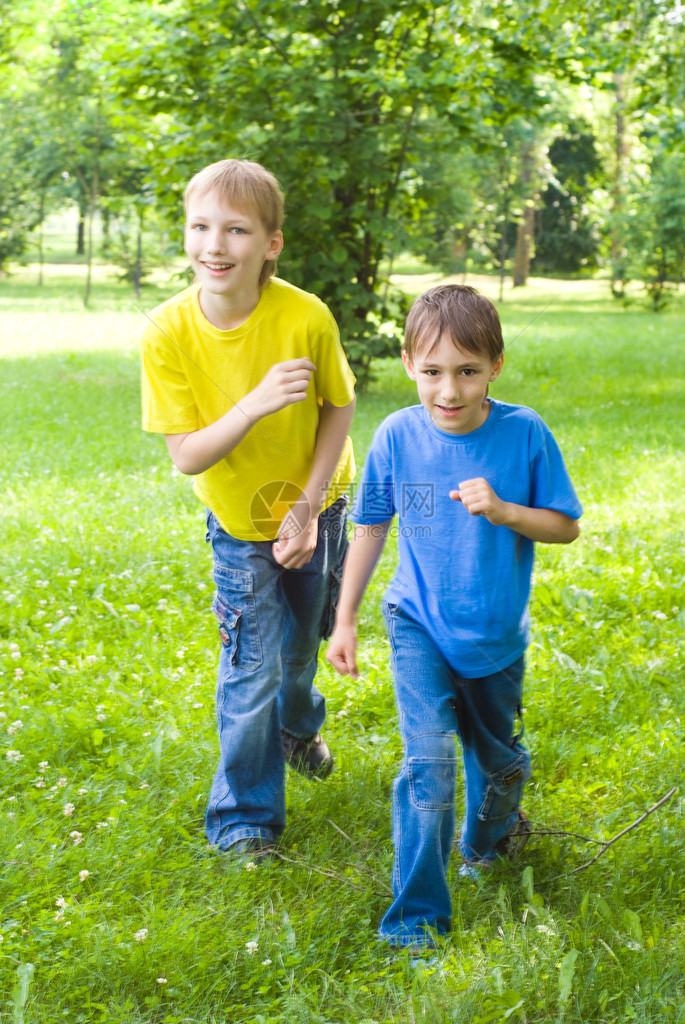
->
xmin=141 ymin=159 xmax=356 ymax=858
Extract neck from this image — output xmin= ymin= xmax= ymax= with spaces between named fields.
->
xmin=198 ymin=284 xmax=263 ymax=330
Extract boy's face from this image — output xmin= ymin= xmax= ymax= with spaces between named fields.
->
xmin=184 ymin=190 xmax=283 ymax=304
xmin=402 ymin=333 xmax=504 ymax=435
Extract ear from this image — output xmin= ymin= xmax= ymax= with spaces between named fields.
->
xmin=489 ymin=353 xmax=504 ymax=381
xmin=265 ymin=230 xmax=284 ymax=261
xmin=402 ymin=350 xmax=417 ymax=381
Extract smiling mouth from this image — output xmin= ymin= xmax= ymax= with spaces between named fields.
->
xmin=203 ymin=262 xmax=235 ymax=271
xmin=437 ymin=405 xmax=462 ymax=414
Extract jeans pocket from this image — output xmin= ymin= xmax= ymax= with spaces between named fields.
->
xmin=477 ymin=746 xmax=532 ymax=821
xmin=406 ymin=756 xmax=456 ymax=811
xmin=212 ymin=571 xmax=263 ymax=670
xmin=212 ymin=594 xmax=240 ymax=665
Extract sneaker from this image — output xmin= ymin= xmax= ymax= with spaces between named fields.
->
xmin=494 ymin=810 xmax=531 ymax=862
xmin=281 ymin=730 xmax=334 ymax=779
xmin=226 ymin=837 xmax=275 ymax=862
xmin=458 ymin=858 xmax=494 ymax=882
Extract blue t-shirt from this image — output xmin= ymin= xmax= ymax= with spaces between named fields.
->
xmin=351 ymin=400 xmax=583 ymax=678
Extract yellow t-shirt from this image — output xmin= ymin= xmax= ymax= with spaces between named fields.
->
xmin=141 ymin=278 xmax=356 ymax=540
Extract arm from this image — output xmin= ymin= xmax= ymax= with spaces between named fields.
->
xmin=164 ymin=358 xmax=317 ymax=476
xmin=451 ymin=478 xmax=580 ymax=544
xmin=325 ymin=521 xmax=391 ymax=679
xmin=272 ymin=396 xmax=356 ymax=569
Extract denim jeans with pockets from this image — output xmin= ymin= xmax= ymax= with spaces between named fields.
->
xmin=204 ymin=498 xmax=348 ymax=851
xmin=380 ymin=600 xmax=530 ymax=946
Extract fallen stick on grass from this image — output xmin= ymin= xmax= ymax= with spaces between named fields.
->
xmin=565 ymin=786 xmax=678 ymax=875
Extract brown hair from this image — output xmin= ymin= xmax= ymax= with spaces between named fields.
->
xmin=404 ymin=285 xmax=504 ymax=362
xmin=184 ymin=159 xmax=284 ymax=285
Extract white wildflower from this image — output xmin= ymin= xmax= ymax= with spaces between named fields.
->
xmin=134 ymin=928 xmax=148 ymax=942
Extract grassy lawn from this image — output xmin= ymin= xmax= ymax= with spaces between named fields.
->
xmin=0 ymin=264 xmax=683 ymax=1023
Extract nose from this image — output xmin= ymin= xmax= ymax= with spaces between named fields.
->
xmin=205 ymin=229 xmax=225 ymax=254
xmin=440 ymin=375 xmax=459 ymax=402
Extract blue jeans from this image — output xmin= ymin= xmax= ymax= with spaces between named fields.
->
xmin=379 ymin=602 xmax=530 ymax=946
xmin=204 ymin=498 xmax=348 ymax=851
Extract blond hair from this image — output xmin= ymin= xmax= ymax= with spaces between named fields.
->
xmin=184 ymin=159 xmax=284 ymax=285
xmin=404 ymin=285 xmax=504 ymax=362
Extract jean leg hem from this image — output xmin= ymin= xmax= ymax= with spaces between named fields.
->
xmin=377 ymin=927 xmax=444 ymax=950
xmin=213 ymin=826 xmax=278 ymax=852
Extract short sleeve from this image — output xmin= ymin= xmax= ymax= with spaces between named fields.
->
xmin=350 ymin=421 xmax=396 ymax=524
xmin=529 ymin=421 xmax=583 ymax=520
xmin=311 ymin=305 xmax=356 ymax=408
xmin=140 ymin=321 xmax=200 ymax=434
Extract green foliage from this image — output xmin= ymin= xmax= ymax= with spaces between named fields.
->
xmin=624 ymin=146 xmax=685 ymax=310
xmin=1 ymin=271 xmax=684 ymax=1021
xmin=109 ymin=0 xmax=648 ymax=373
xmin=3 ymin=0 xmax=684 ymax=332
xmin=532 ymin=122 xmax=604 ymax=275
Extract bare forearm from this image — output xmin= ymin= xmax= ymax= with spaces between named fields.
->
xmin=497 ymin=503 xmax=580 ymax=543
xmin=302 ymin=397 xmax=356 ymax=513
xmin=165 ymin=397 xmax=262 ymax=475
xmin=165 ymin=357 xmax=317 ymax=476
xmin=335 ymin=522 xmax=391 ymax=625
xmin=326 ymin=521 xmax=390 ymax=677
xmin=452 ymin=478 xmax=580 ymax=544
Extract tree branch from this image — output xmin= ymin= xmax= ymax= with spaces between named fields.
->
xmin=567 ymin=786 xmax=678 ymax=875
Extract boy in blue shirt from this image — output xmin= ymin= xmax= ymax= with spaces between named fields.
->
xmin=326 ymin=285 xmax=582 ymax=949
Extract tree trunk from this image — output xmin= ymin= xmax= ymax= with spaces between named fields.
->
xmin=513 ymin=142 xmax=536 ymax=287
xmin=37 ymin=193 xmax=45 ymax=286
xmin=83 ymin=165 xmax=99 ymax=308
xmin=611 ymin=72 xmax=630 ymax=297
xmin=77 ymin=196 xmax=87 ymax=256
xmin=134 ymin=208 xmax=144 ymax=299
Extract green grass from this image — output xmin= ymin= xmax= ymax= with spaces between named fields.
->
xmin=1 ymin=264 xmax=684 ymax=1023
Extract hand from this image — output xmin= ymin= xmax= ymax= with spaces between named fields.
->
xmin=244 ymin=358 xmax=316 ymax=420
xmin=272 ymin=504 xmax=318 ymax=569
xmin=326 ymin=623 xmax=359 ymax=678
xmin=450 ymin=477 xmax=508 ymax=525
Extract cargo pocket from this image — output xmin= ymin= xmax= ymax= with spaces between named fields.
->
xmin=212 ymin=567 xmax=263 ymax=670
xmin=477 ymin=746 xmax=532 ymax=822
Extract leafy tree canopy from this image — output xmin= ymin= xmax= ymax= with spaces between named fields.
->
xmin=112 ymin=0 xmax=645 ymax=375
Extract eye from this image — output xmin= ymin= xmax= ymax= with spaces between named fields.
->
xmin=230 ymin=226 xmax=246 ymax=234
xmin=461 ymin=368 xmax=476 ymax=376
xmin=191 ymin=223 xmax=207 ymax=231
xmin=424 ymin=368 xmax=440 ymax=377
